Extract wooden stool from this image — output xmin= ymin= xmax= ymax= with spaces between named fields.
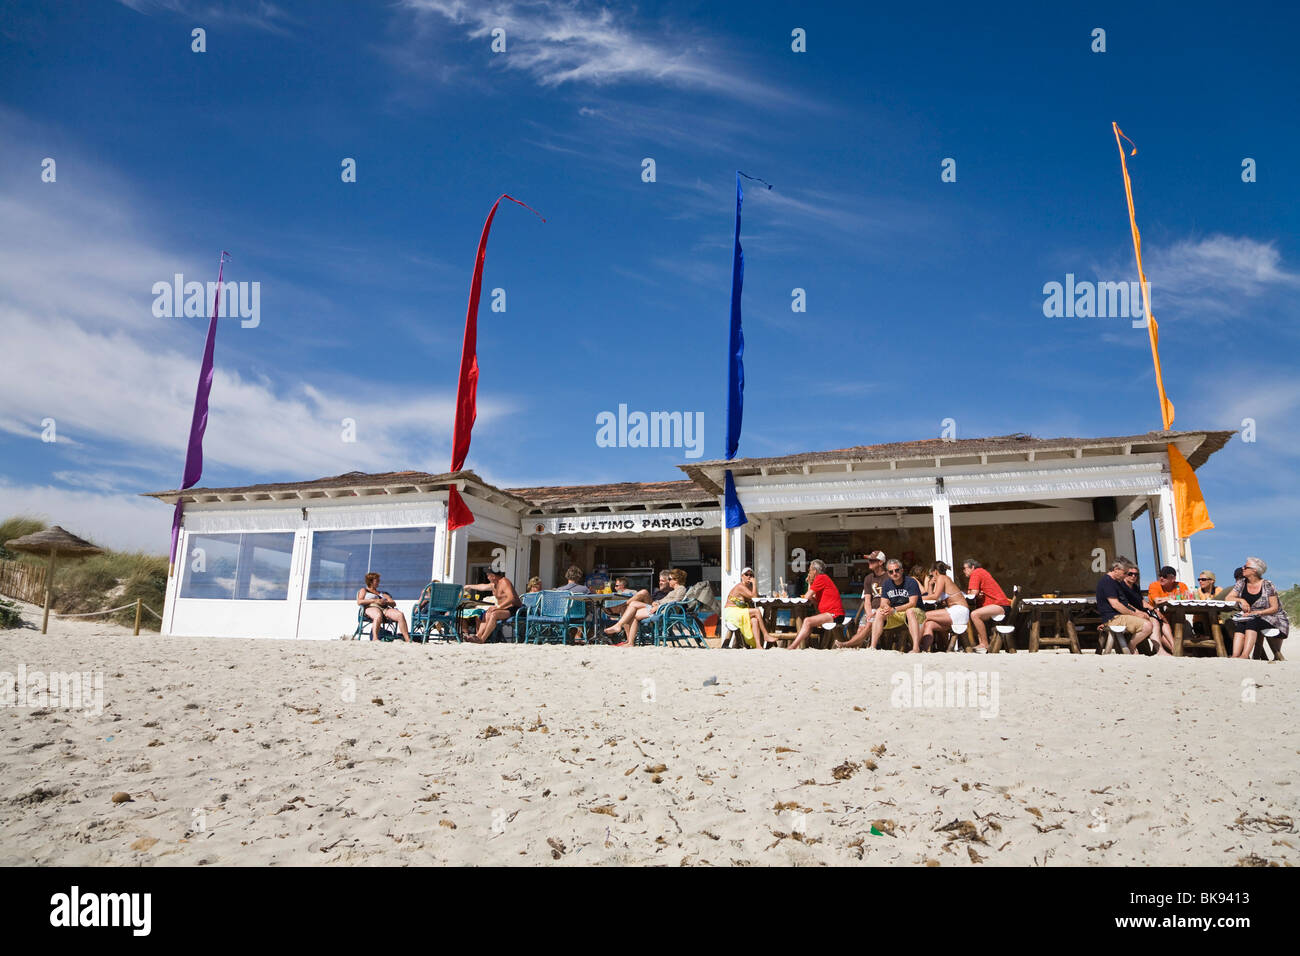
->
xmin=1098 ymin=623 xmax=1130 ymax=654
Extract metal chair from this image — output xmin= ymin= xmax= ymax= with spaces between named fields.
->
xmin=523 ymin=591 xmax=574 ymax=645
xmin=354 ymin=605 xmax=400 ymax=641
xmin=650 ymin=600 xmax=709 ymax=647
xmin=411 ymin=582 xmax=465 ymax=643
xmin=512 ymin=592 xmax=542 ymax=643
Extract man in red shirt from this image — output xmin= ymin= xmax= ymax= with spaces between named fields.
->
xmin=789 ymin=559 xmax=843 ymax=649
xmin=961 ymin=559 xmax=1010 ymax=652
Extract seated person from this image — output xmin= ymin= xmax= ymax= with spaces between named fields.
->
xmin=1095 ymin=560 xmax=1155 ymax=653
xmin=604 ymin=568 xmax=687 ymax=646
xmin=836 ymin=551 xmax=888 ymax=649
xmin=1125 ymin=567 xmax=1173 ymax=654
xmin=919 ymin=561 xmax=970 ymax=651
xmin=1189 ymin=569 xmax=1219 ymax=637
xmin=962 ymin=559 xmax=1011 ymax=652
xmin=462 ymin=570 xmax=523 ymax=644
xmin=526 ymin=576 xmax=543 ymax=593
xmin=868 ymin=560 xmax=925 ymax=652
xmin=1215 ymin=567 xmax=1244 ymax=602
xmin=601 ymin=575 xmax=637 ymax=618
xmin=1148 ymin=565 xmax=1190 ymax=605
xmin=555 ymin=565 xmax=591 ymax=594
xmin=722 ymin=566 xmax=772 ymax=648
xmin=1145 ymin=565 xmax=1188 ymax=652
xmin=788 ymin=559 xmax=843 ymax=650
xmin=1229 ymin=556 xmax=1289 ymax=660
xmin=649 ymin=570 xmax=672 ymax=602
xmin=356 ymin=572 xmax=411 ymax=642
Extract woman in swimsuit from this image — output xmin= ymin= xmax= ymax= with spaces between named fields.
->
xmin=919 ymin=561 xmax=970 ymax=651
xmin=356 ymin=572 xmax=411 ymax=642
xmin=722 ymin=567 xmax=772 ymax=648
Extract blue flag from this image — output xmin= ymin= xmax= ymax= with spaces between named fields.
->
xmin=724 ymin=172 xmax=770 ymax=529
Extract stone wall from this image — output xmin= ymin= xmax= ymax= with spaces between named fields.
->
xmin=952 ymin=520 xmax=1112 ymax=596
xmin=786 ymin=520 xmax=1112 ymax=596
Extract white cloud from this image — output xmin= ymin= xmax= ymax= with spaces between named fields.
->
xmin=1146 ymin=235 xmax=1300 ymax=318
xmin=0 ymin=112 xmax=508 ymax=499
xmin=114 ymin=0 xmax=295 ymax=35
xmin=0 ymin=480 xmax=170 ymax=554
xmin=397 ymin=0 xmax=794 ymax=102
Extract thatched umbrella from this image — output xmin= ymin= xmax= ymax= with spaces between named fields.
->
xmin=3 ymin=526 xmax=103 ymax=634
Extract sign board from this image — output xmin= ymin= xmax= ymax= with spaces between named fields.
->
xmin=669 ymin=536 xmax=701 ymax=562
xmin=530 ymin=510 xmax=719 ymax=536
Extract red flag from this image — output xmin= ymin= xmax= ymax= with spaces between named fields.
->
xmin=448 ymin=195 xmax=544 ymax=530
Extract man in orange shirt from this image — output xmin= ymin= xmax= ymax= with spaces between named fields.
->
xmin=1147 ymin=565 xmax=1190 ymax=604
xmin=1146 ymin=565 xmax=1188 ymax=653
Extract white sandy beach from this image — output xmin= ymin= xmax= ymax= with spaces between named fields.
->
xmin=0 ymin=600 xmax=1295 ymax=867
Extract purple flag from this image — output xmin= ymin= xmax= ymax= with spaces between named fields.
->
xmin=169 ymin=251 xmax=229 ymax=572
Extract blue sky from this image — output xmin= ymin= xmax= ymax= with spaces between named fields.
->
xmin=1 ymin=0 xmax=1297 ymax=585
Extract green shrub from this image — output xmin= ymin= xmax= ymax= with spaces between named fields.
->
xmin=0 ymin=515 xmax=167 ymax=632
xmin=0 ymin=597 xmax=22 ymax=629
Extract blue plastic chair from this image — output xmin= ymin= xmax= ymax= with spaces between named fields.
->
xmin=524 ymin=591 xmax=576 ymax=645
xmin=411 ymin=582 xmax=465 ymax=643
xmin=650 ymin=600 xmax=709 ymax=648
xmin=354 ymin=605 xmax=401 ymax=641
xmin=513 ymin=592 xmax=542 ymax=643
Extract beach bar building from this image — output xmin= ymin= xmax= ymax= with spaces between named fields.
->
xmin=146 ymin=429 xmax=1231 ymax=640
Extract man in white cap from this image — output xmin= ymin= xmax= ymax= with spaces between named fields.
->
xmin=835 ymin=551 xmax=889 ymax=649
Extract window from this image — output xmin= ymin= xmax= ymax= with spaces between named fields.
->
xmin=307 ymin=527 xmax=436 ymax=600
xmin=180 ymin=532 xmax=296 ymax=600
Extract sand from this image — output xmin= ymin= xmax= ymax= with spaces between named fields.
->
xmin=0 ymin=599 xmax=1295 ymax=866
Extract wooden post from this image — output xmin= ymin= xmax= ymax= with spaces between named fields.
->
xmin=41 ymin=549 xmax=58 ymax=635
xmin=133 ymin=598 xmax=142 ymax=635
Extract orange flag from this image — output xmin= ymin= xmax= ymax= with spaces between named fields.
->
xmin=1112 ymin=123 xmax=1174 ymax=431
xmin=1112 ymin=123 xmax=1213 ymax=538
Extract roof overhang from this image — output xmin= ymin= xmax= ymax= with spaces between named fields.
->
xmin=680 ymin=430 xmax=1233 ymax=496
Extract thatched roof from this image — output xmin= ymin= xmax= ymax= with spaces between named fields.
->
xmin=141 ymin=469 xmax=537 ymax=511
xmin=507 ymin=480 xmax=715 ymax=512
xmin=3 ymin=525 xmax=103 ymax=556
xmin=680 ymin=430 xmax=1235 ymax=493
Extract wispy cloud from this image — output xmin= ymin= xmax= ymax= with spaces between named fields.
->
xmin=1096 ymin=234 xmax=1300 ymax=322
xmin=115 ymin=0 xmax=296 ymax=35
xmin=394 ymin=0 xmax=799 ymax=104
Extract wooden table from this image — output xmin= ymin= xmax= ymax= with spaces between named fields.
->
xmin=1162 ymin=599 xmax=1235 ymax=657
xmin=1020 ymin=597 xmax=1093 ymax=653
xmin=753 ymin=597 xmax=815 ymax=644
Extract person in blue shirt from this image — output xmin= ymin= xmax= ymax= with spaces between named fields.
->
xmin=869 ymin=559 xmax=925 ymax=652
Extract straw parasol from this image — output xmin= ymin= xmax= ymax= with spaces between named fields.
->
xmin=3 ymin=526 xmax=103 ymax=634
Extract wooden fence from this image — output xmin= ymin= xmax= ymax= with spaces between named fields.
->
xmin=0 ymin=559 xmax=47 ymax=605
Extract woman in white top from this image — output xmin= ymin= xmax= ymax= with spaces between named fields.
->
xmin=356 ymin=572 xmax=411 ymax=642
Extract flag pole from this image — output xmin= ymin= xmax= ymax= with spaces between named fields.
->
xmin=169 ymin=250 xmax=231 ymax=577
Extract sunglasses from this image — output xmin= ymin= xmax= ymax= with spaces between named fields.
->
xmin=1198 ymin=577 xmax=1213 ymax=582
xmin=1124 ymin=572 xmax=1138 ymax=577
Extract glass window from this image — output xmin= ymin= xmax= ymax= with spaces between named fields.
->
xmin=180 ymin=532 xmax=295 ymax=600
xmin=368 ymin=528 xmax=438 ymax=599
xmin=306 ymin=530 xmax=371 ymax=601
xmin=307 ymin=527 xmax=436 ymax=600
